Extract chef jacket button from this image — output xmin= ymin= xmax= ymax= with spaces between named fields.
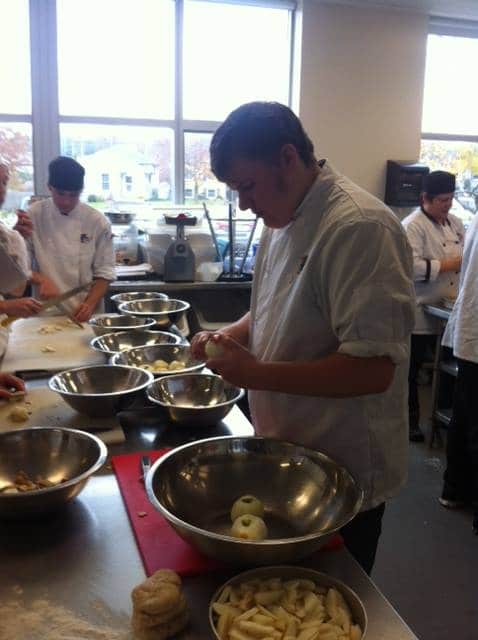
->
xmin=442 ymin=243 xmax=446 ymax=247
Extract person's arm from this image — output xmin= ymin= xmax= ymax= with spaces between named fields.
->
xmin=190 ymin=312 xmax=250 ymax=359
xmin=29 ymin=271 xmax=60 ymax=299
xmin=13 ymin=210 xmax=33 ymax=238
xmin=404 ymin=220 xmax=442 ymax=283
xmin=0 ymin=372 xmax=25 ymax=399
xmin=439 ymin=255 xmax=462 ymax=273
xmin=72 ymin=278 xmax=109 ymax=322
xmin=0 ymin=297 xmax=42 ymax=318
xmin=205 ymin=336 xmax=393 ymax=396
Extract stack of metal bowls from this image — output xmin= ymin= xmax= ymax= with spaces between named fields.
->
xmin=146 ymin=436 xmax=363 ymax=565
xmin=110 ymin=291 xmax=168 ymax=312
xmin=90 ymin=329 xmax=181 ymax=359
xmin=49 ymin=364 xmax=154 ymax=417
xmin=147 ymin=373 xmax=244 ymax=426
xmin=119 ymin=298 xmax=190 ymax=329
xmin=88 ymin=314 xmax=157 ymax=336
xmin=0 ymin=427 xmax=107 ymax=519
xmin=112 ymin=344 xmax=204 ymax=377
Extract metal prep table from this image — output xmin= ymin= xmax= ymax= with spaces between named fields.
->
xmin=0 ymin=376 xmax=417 ymax=640
xmin=107 ymin=280 xmax=252 ymax=333
xmin=423 ymin=304 xmax=456 ymax=447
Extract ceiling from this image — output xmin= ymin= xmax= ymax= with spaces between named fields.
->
xmin=320 ymin=0 xmax=478 ymax=22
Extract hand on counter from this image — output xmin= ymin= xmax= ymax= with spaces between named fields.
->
xmin=0 ymin=297 xmax=43 ymax=318
xmin=0 ymin=372 xmax=25 ymax=399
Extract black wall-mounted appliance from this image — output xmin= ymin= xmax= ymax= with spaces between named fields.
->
xmin=385 ymin=160 xmax=429 ymax=207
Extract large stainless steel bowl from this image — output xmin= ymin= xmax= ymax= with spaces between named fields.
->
xmin=119 ymin=298 xmax=190 ymax=329
xmin=147 ymin=373 xmax=244 ymax=426
xmin=49 ymin=364 xmax=154 ymax=417
xmin=110 ymin=291 xmax=168 ymax=311
xmin=146 ymin=436 xmax=363 ymax=565
xmin=88 ymin=313 xmax=156 ymax=336
xmin=0 ymin=427 xmax=107 ymax=520
xmin=90 ymin=329 xmax=181 ymax=358
xmin=112 ymin=344 xmax=204 ymax=377
xmin=209 ymin=566 xmax=368 ymax=640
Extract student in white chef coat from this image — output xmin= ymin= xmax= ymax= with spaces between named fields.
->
xmin=191 ymin=102 xmax=415 ymax=574
xmin=0 ymin=164 xmax=37 ymax=396
xmin=26 ymin=156 xmax=115 ymax=322
xmin=440 ymin=212 xmax=478 ymax=533
xmin=402 ymin=171 xmax=464 ymax=442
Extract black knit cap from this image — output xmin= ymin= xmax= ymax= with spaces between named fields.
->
xmin=423 ymin=170 xmax=455 ymax=198
xmin=48 ymin=156 xmax=85 ymax=191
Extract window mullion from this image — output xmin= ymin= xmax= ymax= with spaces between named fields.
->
xmin=29 ymin=0 xmax=60 ymax=195
xmin=174 ymin=0 xmax=185 ymax=204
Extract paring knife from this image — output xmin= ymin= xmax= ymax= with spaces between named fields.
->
xmin=140 ymin=455 xmax=152 ymax=482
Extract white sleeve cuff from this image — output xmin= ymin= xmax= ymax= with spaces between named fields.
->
xmin=338 ymin=340 xmax=409 ymax=365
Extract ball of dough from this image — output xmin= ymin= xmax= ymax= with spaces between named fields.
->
xmin=205 ymin=338 xmax=224 ymax=359
xmin=132 ymin=570 xmax=182 ymax=616
xmin=231 ymin=514 xmax=268 ymax=541
xmin=168 ymin=360 xmax=185 ymax=371
xmin=9 ymin=406 xmax=29 ymax=422
xmin=231 ymin=494 xmax=265 ymax=522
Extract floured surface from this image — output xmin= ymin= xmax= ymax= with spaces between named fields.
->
xmin=1 ymin=316 xmax=105 ymax=374
xmin=0 ymin=386 xmax=125 ymax=445
xmin=0 ymin=596 xmax=132 ymax=640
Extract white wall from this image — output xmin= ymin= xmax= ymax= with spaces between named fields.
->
xmin=298 ymin=1 xmax=429 ymax=201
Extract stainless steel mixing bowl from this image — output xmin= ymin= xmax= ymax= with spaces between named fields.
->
xmin=0 ymin=427 xmax=107 ymax=520
xmin=146 ymin=436 xmax=363 ymax=565
xmin=110 ymin=291 xmax=168 ymax=311
xmin=49 ymin=364 xmax=154 ymax=417
xmin=90 ymin=329 xmax=181 ymax=358
xmin=147 ymin=373 xmax=244 ymax=426
xmin=118 ymin=298 xmax=190 ymax=329
xmin=209 ymin=566 xmax=368 ymax=639
xmin=111 ymin=344 xmax=205 ymax=377
xmin=88 ymin=313 xmax=156 ymax=336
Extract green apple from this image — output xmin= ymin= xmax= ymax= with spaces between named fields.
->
xmin=230 ymin=514 xmax=268 ymax=540
xmin=230 ymin=494 xmax=265 ymax=522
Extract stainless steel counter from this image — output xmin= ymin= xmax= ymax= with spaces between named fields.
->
xmin=0 ymin=381 xmax=417 ymax=639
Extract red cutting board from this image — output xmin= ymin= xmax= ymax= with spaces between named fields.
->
xmin=112 ymin=450 xmax=343 ymax=577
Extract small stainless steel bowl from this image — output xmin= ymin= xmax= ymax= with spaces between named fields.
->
xmin=118 ymin=298 xmax=190 ymax=329
xmin=90 ymin=329 xmax=181 ymax=358
xmin=112 ymin=344 xmax=205 ymax=378
xmin=147 ymin=373 xmax=244 ymax=426
xmin=146 ymin=436 xmax=363 ymax=565
xmin=49 ymin=364 xmax=154 ymax=417
xmin=209 ymin=566 xmax=368 ymax=640
xmin=105 ymin=211 xmax=135 ymax=224
xmin=88 ymin=314 xmax=157 ymax=336
xmin=110 ymin=291 xmax=168 ymax=311
xmin=0 ymin=427 xmax=107 ymax=520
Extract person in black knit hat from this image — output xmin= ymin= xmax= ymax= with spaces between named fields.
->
xmin=402 ymin=171 xmax=465 ymax=442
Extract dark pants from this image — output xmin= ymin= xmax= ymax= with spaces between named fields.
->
xmin=443 ymin=359 xmax=478 ymax=507
xmin=408 ymin=334 xmax=436 ymax=430
xmin=340 ymin=503 xmax=386 ymax=575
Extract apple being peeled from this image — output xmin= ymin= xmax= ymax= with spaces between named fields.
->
xmin=231 ymin=514 xmax=268 ymax=540
xmin=231 ymin=495 xmax=265 ymax=522
xmin=205 ymin=338 xmax=225 ymax=359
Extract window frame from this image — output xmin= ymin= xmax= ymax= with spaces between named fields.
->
xmin=25 ymin=0 xmax=295 ymax=201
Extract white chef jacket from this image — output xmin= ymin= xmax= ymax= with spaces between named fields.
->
xmin=0 ymin=223 xmax=31 ymax=356
xmin=249 ymin=162 xmax=415 ymax=511
xmin=28 ymin=199 xmax=115 ymax=313
xmin=442 ymin=213 xmax=478 ymax=363
xmin=402 ymin=208 xmax=464 ymax=334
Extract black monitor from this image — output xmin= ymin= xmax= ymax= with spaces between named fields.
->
xmin=385 ymin=160 xmax=429 ymax=207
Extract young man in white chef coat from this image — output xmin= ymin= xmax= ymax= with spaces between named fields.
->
xmin=191 ymin=101 xmax=415 ymax=574
xmin=26 ymin=156 xmax=115 ymax=322
xmin=440 ymin=212 xmax=478 ymax=533
xmin=402 ymin=172 xmax=464 ymax=442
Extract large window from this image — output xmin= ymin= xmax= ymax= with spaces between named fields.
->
xmin=11 ymin=0 xmax=294 ymax=218
xmin=420 ymin=29 xmax=478 ymax=223
xmin=0 ymin=0 xmax=33 ymax=214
